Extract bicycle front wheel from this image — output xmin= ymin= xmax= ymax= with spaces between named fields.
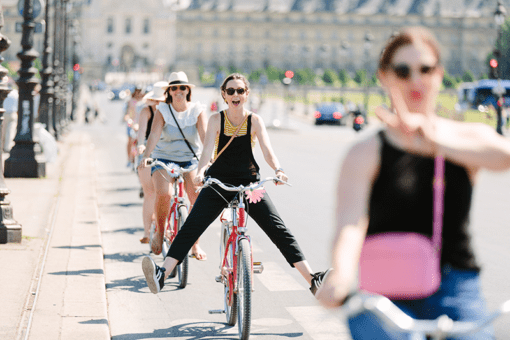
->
xmin=237 ymin=238 xmax=252 ymax=340
xmin=176 ymin=205 xmax=189 ymax=289
xmin=224 ymin=227 xmax=237 ymax=326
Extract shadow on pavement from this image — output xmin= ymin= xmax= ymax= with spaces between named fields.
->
xmin=106 ymin=275 xmax=147 ymax=293
xmin=104 ymin=252 xmax=147 ymax=263
xmin=53 ymin=244 xmax=102 ymax=250
xmin=102 ymin=227 xmax=143 ymax=235
xmin=49 ymin=269 xmax=104 ymax=276
xmin=112 ymin=321 xmax=303 ymax=339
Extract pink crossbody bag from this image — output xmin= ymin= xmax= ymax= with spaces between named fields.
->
xmin=359 ymin=155 xmax=445 ymax=300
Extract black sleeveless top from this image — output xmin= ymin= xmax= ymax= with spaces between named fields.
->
xmin=145 ymin=106 xmax=155 ymax=140
xmin=206 ymin=111 xmax=260 ymax=186
xmin=367 ymin=131 xmax=479 ymax=271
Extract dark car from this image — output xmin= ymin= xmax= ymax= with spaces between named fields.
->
xmin=313 ymin=103 xmax=348 ymax=126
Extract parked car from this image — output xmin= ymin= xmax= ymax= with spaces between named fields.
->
xmin=107 ymin=84 xmax=135 ymax=101
xmin=314 ymin=103 xmax=348 ymax=125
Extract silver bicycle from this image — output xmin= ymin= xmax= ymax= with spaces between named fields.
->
xmin=342 ymin=292 xmax=510 ymax=340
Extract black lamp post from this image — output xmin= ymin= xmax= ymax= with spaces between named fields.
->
xmin=0 ymin=8 xmax=22 ymax=243
xmin=39 ymin=0 xmax=55 ymax=136
xmin=363 ymin=32 xmax=374 ymax=122
xmin=52 ymin=0 xmax=63 ymax=139
xmin=4 ymin=0 xmax=46 ymax=178
xmin=494 ymin=0 xmax=507 ymax=135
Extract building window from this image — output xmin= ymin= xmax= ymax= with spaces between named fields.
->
xmin=107 ymin=42 xmax=113 ymax=49
xmin=107 ymin=55 xmax=112 ymax=65
xmin=143 ymin=43 xmax=149 ymax=49
xmin=107 ymin=17 xmax=114 ymax=34
xmin=143 ymin=18 xmax=150 ymax=34
xmin=125 ymin=18 xmax=132 ymax=34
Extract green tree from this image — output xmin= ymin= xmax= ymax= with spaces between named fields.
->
xmin=461 ymin=70 xmax=475 ymax=83
xmin=442 ymin=70 xmax=457 ymax=88
xmin=322 ymin=69 xmax=338 ymax=85
xmin=353 ymin=69 xmax=367 ymax=86
xmin=294 ymin=68 xmax=315 ymax=85
xmin=265 ymin=66 xmax=283 ymax=82
xmin=337 ymin=69 xmax=351 ymax=87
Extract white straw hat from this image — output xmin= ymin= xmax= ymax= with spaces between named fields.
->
xmin=163 ymin=71 xmax=195 ymax=89
xmin=143 ymin=81 xmax=167 ymax=102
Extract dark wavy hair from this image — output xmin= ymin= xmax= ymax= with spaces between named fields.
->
xmin=221 ymin=73 xmax=250 ymax=92
xmin=379 ymin=27 xmax=441 ymax=72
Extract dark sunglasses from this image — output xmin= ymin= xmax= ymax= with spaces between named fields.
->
xmin=390 ymin=64 xmax=438 ymax=80
xmin=225 ymin=88 xmax=246 ymax=96
xmin=170 ymin=85 xmax=188 ymax=91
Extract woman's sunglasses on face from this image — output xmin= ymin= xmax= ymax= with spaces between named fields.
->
xmin=170 ymin=85 xmax=188 ymax=91
xmin=390 ymin=63 xmax=438 ymax=80
xmin=225 ymin=88 xmax=246 ymax=96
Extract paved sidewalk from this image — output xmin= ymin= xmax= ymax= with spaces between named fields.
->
xmin=0 ymin=127 xmax=110 ymax=340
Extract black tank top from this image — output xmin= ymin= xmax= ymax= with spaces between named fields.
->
xmin=206 ymin=111 xmax=260 ymax=186
xmin=145 ymin=106 xmax=154 ymax=140
xmin=367 ymin=131 xmax=479 ymax=271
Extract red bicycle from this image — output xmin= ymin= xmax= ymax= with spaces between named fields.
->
xmin=148 ymin=159 xmax=196 ymax=289
xmin=204 ymin=176 xmax=288 ymax=340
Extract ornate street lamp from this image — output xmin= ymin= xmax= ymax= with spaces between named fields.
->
xmin=4 ymin=0 xmax=46 ymax=178
xmin=0 ymin=8 xmax=22 ymax=243
xmin=39 ymin=0 xmax=55 ymax=136
xmin=363 ymin=32 xmax=374 ymax=122
xmin=494 ymin=0 xmax=507 ymax=135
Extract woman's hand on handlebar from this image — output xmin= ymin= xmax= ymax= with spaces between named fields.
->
xmin=194 ymin=172 xmax=205 ymax=185
xmin=275 ymin=171 xmax=288 ymax=186
xmin=137 ymin=157 xmax=152 ymax=170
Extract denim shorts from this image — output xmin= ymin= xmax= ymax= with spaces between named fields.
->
xmin=348 ymin=265 xmax=494 ymax=340
xmin=150 ymin=158 xmax=196 ymax=176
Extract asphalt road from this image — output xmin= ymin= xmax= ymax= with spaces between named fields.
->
xmin=84 ymin=89 xmax=510 ymax=339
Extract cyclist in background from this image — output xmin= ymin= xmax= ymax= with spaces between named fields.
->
xmin=141 ymin=73 xmax=330 ymax=295
xmin=136 ymin=82 xmax=167 ymax=244
xmin=316 ymin=27 xmax=510 ymax=339
xmin=138 ymin=72 xmax=208 ymax=260
xmin=124 ymin=85 xmax=144 ymax=168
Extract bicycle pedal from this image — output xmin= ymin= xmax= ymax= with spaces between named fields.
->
xmin=214 ymin=275 xmax=222 ymax=283
xmin=208 ymin=309 xmax=225 ymax=314
xmin=253 ymin=262 xmax=264 ymax=274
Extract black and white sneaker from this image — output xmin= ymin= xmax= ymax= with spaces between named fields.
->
xmin=310 ymin=268 xmax=332 ymax=296
xmin=142 ymin=256 xmax=166 ymax=294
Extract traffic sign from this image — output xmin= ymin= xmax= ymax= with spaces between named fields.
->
xmin=15 ymin=21 xmax=44 ymax=33
xmin=18 ymin=0 xmax=44 ymax=19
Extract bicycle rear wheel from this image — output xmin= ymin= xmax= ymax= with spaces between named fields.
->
xmin=237 ymin=238 xmax=252 ymax=340
xmin=176 ymin=206 xmax=189 ymax=289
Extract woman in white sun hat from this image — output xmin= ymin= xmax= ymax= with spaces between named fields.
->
xmin=136 ymin=81 xmax=167 ymax=244
xmin=139 ymin=72 xmax=208 ymax=260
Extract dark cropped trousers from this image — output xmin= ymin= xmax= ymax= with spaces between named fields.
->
xmin=167 ymin=184 xmax=306 ymax=267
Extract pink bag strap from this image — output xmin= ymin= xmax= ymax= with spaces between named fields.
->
xmin=432 ymin=155 xmax=445 ymax=253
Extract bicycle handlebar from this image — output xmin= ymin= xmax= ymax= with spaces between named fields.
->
xmin=146 ymin=159 xmax=197 ymax=177
xmin=201 ymin=176 xmax=291 ymax=193
xmin=341 ymin=292 xmax=510 ymax=337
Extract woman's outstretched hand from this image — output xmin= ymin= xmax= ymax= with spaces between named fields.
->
xmin=375 ymin=87 xmax=438 ymax=156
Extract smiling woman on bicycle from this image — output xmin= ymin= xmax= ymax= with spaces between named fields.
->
xmin=139 ymin=71 xmax=208 ymax=261
xmin=316 ymin=27 xmax=510 ymax=339
xmin=142 ymin=73 xmax=330 ymax=295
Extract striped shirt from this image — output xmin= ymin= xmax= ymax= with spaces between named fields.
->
xmin=213 ymin=112 xmax=256 ymax=158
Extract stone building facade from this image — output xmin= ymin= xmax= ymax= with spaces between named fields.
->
xmin=1 ymin=0 xmax=509 ymax=82
xmin=176 ymin=0 xmax=508 ymax=78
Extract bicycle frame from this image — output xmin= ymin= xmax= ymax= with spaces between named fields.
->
xmin=166 ymin=171 xmax=188 ymax=243
xmin=220 ymin=191 xmax=252 ymax=307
